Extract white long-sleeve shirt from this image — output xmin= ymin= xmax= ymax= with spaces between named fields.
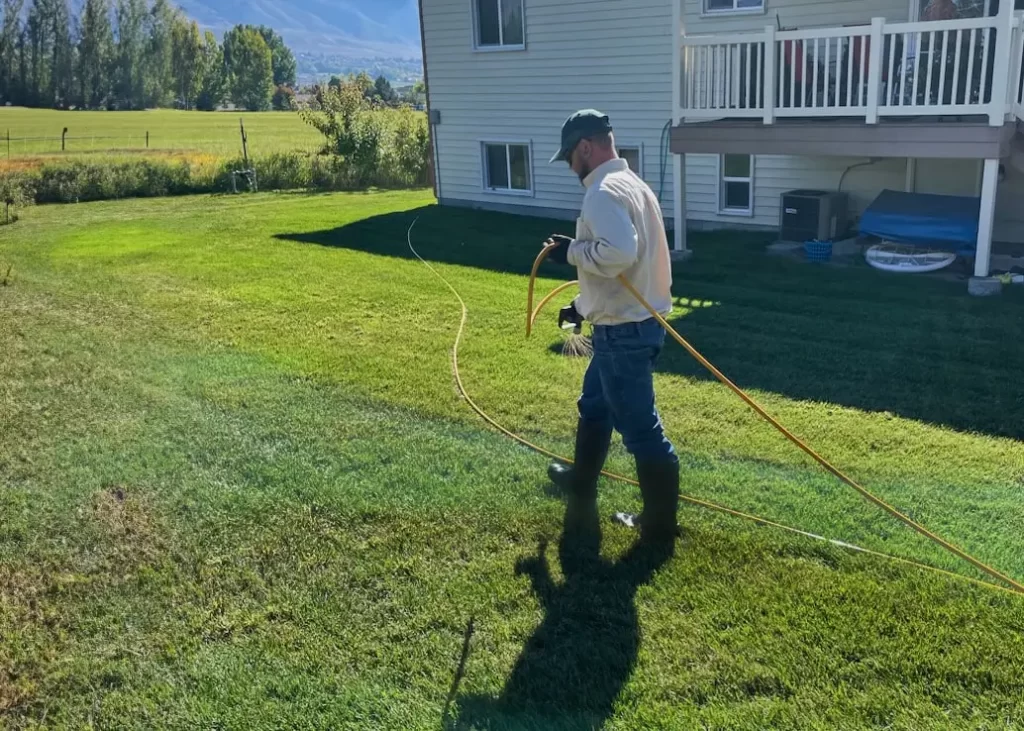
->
xmin=567 ymin=158 xmax=673 ymax=326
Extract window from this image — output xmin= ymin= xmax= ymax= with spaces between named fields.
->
xmin=474 ymin=0 xmax=525 ymax=49
xmin=619 ymin=146 xmax=643 ymax=177
xmin=704 ymin=0 xmax=764 ymax=13
xmin=917 ymin=0 xmax=1024 ymax=19
xmin=483 ymin=142 xmax=532 ymax=193
xmin=720 ymin=154 xmax=753 ymax=214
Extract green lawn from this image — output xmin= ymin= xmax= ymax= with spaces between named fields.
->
xmin=0 ymin=107 xmax=320 ymax=158
xmin=1 ymin=191 xmax=1023 ymax=729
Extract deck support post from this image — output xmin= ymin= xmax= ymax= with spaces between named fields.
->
xmin=975 ymin=158 xmax=1000 ymax=277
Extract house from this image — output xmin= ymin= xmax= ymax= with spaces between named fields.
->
xmin=418 ymin=0 xmax=1024 ymax=281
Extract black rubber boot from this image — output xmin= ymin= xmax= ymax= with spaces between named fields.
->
xmin=613 ymin=459 xmax=681 ymax=546
xmin=547 ymin=418 xmax=613 ymax=500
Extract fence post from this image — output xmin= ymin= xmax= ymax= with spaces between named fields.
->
xmin=5 ymin=129 xmax=9 ymax=159
xmin=866 ymin=18 xmax=885 ymax=124
xmin=146 ymin=131 xmax=149 ymax=148
xmin=61 ymin=127 xmax=68 ymax=151
xmin=763 ymin=25 xmax=776 ymax=124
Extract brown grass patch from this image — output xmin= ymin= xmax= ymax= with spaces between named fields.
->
xmin=91 ymin=485 xmax=162 ymax=565
xmin=0 ymin=150 xmax=223 ymax=173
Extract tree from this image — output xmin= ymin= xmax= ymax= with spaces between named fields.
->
xmin=225 ymin=26 xmax=273 ymax=111
xmin=77 ymin=0 xmax=114 ymax=108
xmin=26 ymin=2 xmax=45 ymax=106
xmin=46 ymin=0 xmax=73 ymax=107
xmin=373 ymin=74 xmax=397 ymax=106
xmin=299 ymin=78 xmax=369 ymax=157
xmin=141 ymin=0 xmax=175 ymax=108
xmin=114 ymin=0 xmax=145 ymax=108
xmin=351 ymin=71 xmax=373 ymax=97
xmin=0 ymin=1 xmax=293 ymax=112
xmin=272 ymin=84 xmax=294 ymax=111
xmin=17 ymin=18 xmax=28 ymax=105
xmin=254 ymin=25 xmax=295 ymax=88
xmin=0 ymin=0 xmax=25 ymax=104
xmin=194 ymin=30 xmax=225 ymax=111
xmin=171 ymin=17 xmax=202 ymax=109
xmin=327 ymin=75 xmax=342 ymax=90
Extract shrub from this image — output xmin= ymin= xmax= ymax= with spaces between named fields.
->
xmin=0 ymin=135 xmax=428 ymax=207
xmin=0 ymin=170 xmax=37 ymax=208
xmin=254 ymin=152 xmax=311 ymax=191
xmin=272 ymin=86 xmax=296 ymax=111
xmin=300 ymin=81 xmax=430 ymax=190
xmin=31 ymin=159 xmax=211 ymax=203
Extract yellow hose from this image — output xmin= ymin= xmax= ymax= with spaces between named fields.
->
xmin=410 ymin=224 xmax=1022 ymax=597
xmin=525 ymin=242 xmax=1024 ymax=595
xmin=527 ymin=280 xmax=579 ymax=336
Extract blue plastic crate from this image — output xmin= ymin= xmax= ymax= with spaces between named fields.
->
xmin=803 ymin=239 xmax=833 ymax=262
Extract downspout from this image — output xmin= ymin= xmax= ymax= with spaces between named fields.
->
xmin=418 ymin=0 xmax=441 ymax=200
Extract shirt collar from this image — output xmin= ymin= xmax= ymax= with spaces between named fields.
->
xmin=583 ymin=158 xmax=628 ymax=188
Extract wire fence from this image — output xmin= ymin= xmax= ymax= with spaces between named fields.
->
xmin=1 ymin=130 xmax=318 ymax=159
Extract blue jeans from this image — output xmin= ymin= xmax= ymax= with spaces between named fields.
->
xmin=578 ymin=318 xmax=677 ymax=463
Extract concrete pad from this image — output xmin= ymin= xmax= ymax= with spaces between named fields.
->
xmin=830 ymin=237 xmax=863 ymax=257
xmin=767 ymin=241 xmax=803 ymax=255
xmin=968 ymin=277 xmax=1003 ymax=296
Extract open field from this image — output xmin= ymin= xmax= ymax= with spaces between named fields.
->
xmin=1 ymin=191 xmax=1023 ymax=728
xmin=0 ymin=108 xmax=320 ymax=160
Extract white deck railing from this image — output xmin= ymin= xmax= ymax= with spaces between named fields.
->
xmin=681 ymin=14 xmax=1024 ymax=126
xmin=1011 ymin=14 xmax=1024 ymax=121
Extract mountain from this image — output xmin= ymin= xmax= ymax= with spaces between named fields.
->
xmin=172 ymin=0 xmax=422 ymax=58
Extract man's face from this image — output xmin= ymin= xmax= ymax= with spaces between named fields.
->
xmin=569 ymin=138 xmax=593 ymax=184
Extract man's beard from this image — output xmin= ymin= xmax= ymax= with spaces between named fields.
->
xmin=577 ymin=161 xmax=592 ymax=184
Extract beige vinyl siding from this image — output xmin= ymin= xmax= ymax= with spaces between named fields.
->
xmin=426 ymin=0 xmax=1019 ymax=241
xmin=914 ymin=159 xmax=982 ymax=197
xmin=685 ymin=155 xmax=991 ymax=230
xmin=685 ymin=154 xmax=908 ymax=227
xmin=422 ymin=0 xmax=677 ymax=219
xmin=683 ymin=0 xmax=911 ymax=34
xmin=995 ymin=165 xmax=1024 ymax=243
xmin=685 ymin=154 xmax=1016 ymax=242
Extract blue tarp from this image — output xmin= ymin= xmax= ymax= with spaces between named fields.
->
xmin=858 ymin=189 xmax=980 ymax=256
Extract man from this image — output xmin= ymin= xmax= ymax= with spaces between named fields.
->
xmin=544 ymin=109 xmax=679 ymax=546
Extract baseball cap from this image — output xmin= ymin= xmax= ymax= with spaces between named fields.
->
xmin=550 ymin=109 xmax=614 ymax=163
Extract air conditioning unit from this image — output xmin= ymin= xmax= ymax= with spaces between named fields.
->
xmin=779 ymin=189 xmax=849 ymax=242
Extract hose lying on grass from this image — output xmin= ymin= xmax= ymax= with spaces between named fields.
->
xmin=411 ymin=220 xmax=1024 ymax=597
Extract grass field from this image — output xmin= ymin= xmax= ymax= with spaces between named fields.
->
xmin=0 ymin=108 xmax=320 ymax=159
xmin=2 ymin=191 xmax=1023 ymax=728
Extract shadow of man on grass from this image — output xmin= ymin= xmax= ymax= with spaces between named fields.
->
xmin=454 ymin=504 xmax=673 ymax=730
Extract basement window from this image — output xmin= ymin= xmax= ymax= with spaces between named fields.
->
xmin=483 ymin=142 xmax=532 ymax=194
xmin=619 ymin=146 xmax=643 ymax=177
xmin=720 ymin=154 xmax=754 ymax=215
xmin=704 ymin=0 xmax=764 ymax=13
xmin=474 ymin=0 xmax=525 ymax=50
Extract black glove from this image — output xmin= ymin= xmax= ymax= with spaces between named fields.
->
xmin=558 ymin=301 xmax=584 ymax=331
xmin=544 ymin=234 xmax=573 ymax=266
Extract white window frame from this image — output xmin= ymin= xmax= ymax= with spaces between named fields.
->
xmin=702 ymin=0 xmax=766 ymax=17
xmin=471 ymin=0 xmax=526 ymax=52
xmin=717 ymin=154 xmax=755 ymax=217
xmin=480 ymin=140 xmax=534 ymax=196
xmin=618 ymin=143 xmax=644 ymax=178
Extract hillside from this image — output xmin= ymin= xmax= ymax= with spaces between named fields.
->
xmin=180 ymin=0 xmax=421 ymax=57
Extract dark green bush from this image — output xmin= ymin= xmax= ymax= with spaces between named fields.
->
xmin=0 ymin=171 xmax=37 ymax=208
